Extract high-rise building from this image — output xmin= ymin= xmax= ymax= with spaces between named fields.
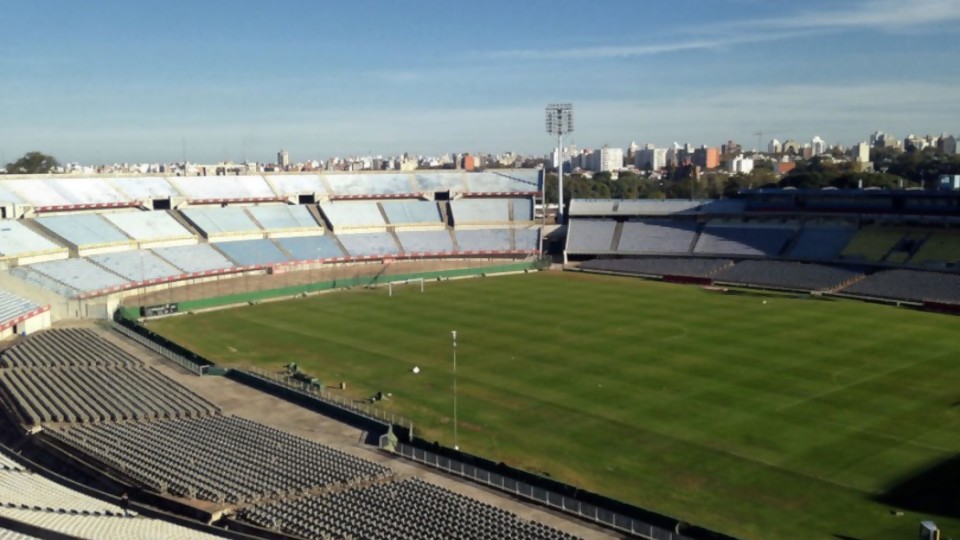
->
xmin=721 ymin=140 xmax=741 ymax=156
xmin=768 ymin=139 xmax=782 ymax=154
xmin=635 ymin=147 xmax=667 ymax=170
xmin=854 ymin=142 xmax=871 ymax=163
xmin=729 ymin=154 xmax=755 ymax=174
xmin=277 ymin=150 xmax=290 ymax=168
xmin=812 ymin=136 xmax=827 ymax=155
xmin=692 ymin=146 xmax=720 ymax=169
xmin=590 ymin=145 xmax=623 ymax=172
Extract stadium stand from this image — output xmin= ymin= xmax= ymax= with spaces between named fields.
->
xmin=101 ymin=211 xmax=195 ymax=247
xmin=88 ymin=251 xmax=182 ymax=282
xmin=693 ymin=221 xmax=796 ymax=256
xmin=414 ymin=172 xmax=465 ymax=193
xmin=515 ymin=228 xmax=540 ymax=251
xmin=456 ymin=229 xmax=513 ymax=252
xmin=381 ymin=201 xmax=442 ymax=227
xmin=325 ymin=174 xmax=415 ymax=197
xmin=245 ymin=205 xmax=320 ymax=235
xmin=0 ymin=366 xmax=219 ymax=424
xmin=239 ymin=477 xmax=577 ymax=540
xmin=337 ymin=232 xmax=400 ymax=257
xmin=0 ymin=508 xmax=228 ymax=540
xmin=840 ymin=226 xmax=909 ymax=262
xmin=713 ymin=260 xmax=863 ymax=291
xmin=395 ymin=230 xmax=455 ymax=254
xmin=213 ymin=239 xmax=291 ymax=267
xmin=108 ymin=177 xmax=182 ymax=201
xmin=0 ymin=467 xmax=127 ymax=515
xmin=581 ymin=257 xmax=733 ymax=278
xmin=786 ymin=223 xmax=857 ymax=260
xmin=34 ymin=214 xmax=133 ymax=252
xmin=265 ymin=175 xmax=328 ymax=198
xmin=151 ymin=244 xmax=235 ymax=274
xmin=465 ymin=171 xmax=541 ymax=194
xmin=565 ymin=219 xmax=618 ymax=254
xmin=449 ymin=199 xmax=511 ymax=225
xmin=13 ymin=259 xmax=129 ymax=297
xmin=274 ymin=235 xmax=346 ymax=261
xmin=840 ymin=269 xmax=960 ymax=303
xmin=318 ymin=201 xmax=386 ymax=231
xmin=0 ymin=221 xmax=67 ymax=264
xmin=617 ymin=220 xmax=697 ymax=254
xmin=909 ymin=231 xmax=960 ymax=267
xmin=50 ymin=416 xmax=391 ymax=503
xmin=167 ymin=176 xmax=278 ymax=203
xmin=180 ymin=207 xmax=262 ymax=240
xmin=8 ymin=267 xmax=79 ymax=299
xmin=5 ymin=179 xmax=131 ymax=211
xmin=0 ymin=328 xmax=143 ymax=368
xmin=0 ymin=292 xmax=44 ymax=327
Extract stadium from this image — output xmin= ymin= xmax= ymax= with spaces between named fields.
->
xmin=0 ymin=172 xmax=958 ymax=540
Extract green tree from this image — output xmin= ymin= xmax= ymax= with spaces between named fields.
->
xmin=4 ymin=152 xmax=60 ymax=174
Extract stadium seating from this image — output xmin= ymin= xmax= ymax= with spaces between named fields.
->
xmin=168 ymin=176 xmax=277 ymax=202
xmin=381 ymin=201 xmax=442 ymax=226
xmin=565 ymin=219 xmax=617 ymax=254
xmin=515 ymin=228 xmax=540 ymax=251
xmin=395 ymin=230 xmax=455 ymax=254
xmin=8 ymin=267 xmax=79 ymax=299
xmin=180 ymin=207 xmax=262 ymax=239
xmin=213 ymin=239 xmax=291 ymax=266
xmin=265 ymin=174 xmax=327 ymax=198
xmin=414 ymin=172 xmax=465 ymax=193
xmin=0 ymin=221 xmax=67 ymax=262
xmin=15 ymin=259 xmax=129 ymax=296
xmin=245 ymin=205 xmax=321 ymax=234
xmin=1 ymin=328 xmax=143 ymax=368
xmin=694 ymin=222 xmax=796 ymax=256
xmin=581 ymin=257 xmax=733 ymax=278
xmin=319 ymin=201 xmax=386 ymax=230
xmin=101 ymin=211 xmax=195 ymax=246
xmin=0 ymin=291 xmax=42 ymax=326
xmin=456 ymin=229 xmax=513 ymax=252
xmin=4 ymin=179 xmax=130 ymax=209
xmin=151 ymin=244 xmax=236 ymax=274
xmin=275 ymin=235 xmax=345 ymax=261
xmin=465 ymin=171 xmax=541 ymax=193
xmin=786 ymin=223 xmax=857 ymax=260
xmin=239 ymin=477 xmax=577 ymax=540
xmin=326 ymin=174 xmax=416 ymax=197
xmin=0 ymin=508 xmax=228 ymax=540
xmin=450 ymin=199 xmax=518 ymax=225
xmin=34 ymin=215 xmax=133 ymax=250
xmin=88 ymin=251 xmax=182 ymax=282
xmin=909 ymin=231 xmax=960 ymax=267
xmin=840 ymin=226 xmax=909 ymax=262
xmin=109 ymin=177 xmax=182 ymax=201
xmin=617 ymin=220 xmax=697 ymax=254
xmin=840 ymin=269 xmax=960 ymax=303
xmin=337 ymin=232 xmax=400 ymax=257
xmin=713 ymin=260 xmax=862 ymax=291
xmin=51 ymin=415 xmax=391 ymax=503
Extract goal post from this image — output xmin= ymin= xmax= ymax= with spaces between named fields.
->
xmin=388 ymin=278 xmax=425 ymax=297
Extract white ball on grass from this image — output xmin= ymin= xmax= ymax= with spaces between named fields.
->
xmin=762 ymin=300 xmax=767 ymax=305
xmin=412 ymin=366 xmax=420 ymax=374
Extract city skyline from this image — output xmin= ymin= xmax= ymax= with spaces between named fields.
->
xmin=2 ymin=0 xmax=960 ymax=164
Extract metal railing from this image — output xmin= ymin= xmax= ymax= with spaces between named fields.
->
xmin=111 ymin=322 xmax=204 ymax=376
xmin=244 ymin=367 xmax=414 ymax=435
xmin=392 ymin=442 xmax=691 ymax=540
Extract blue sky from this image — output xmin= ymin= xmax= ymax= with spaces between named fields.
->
xmin=2 ymin=0 xmax=959 ymax=164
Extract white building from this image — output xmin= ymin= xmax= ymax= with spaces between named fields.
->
xmin=277 ymin=150 xmax=290 ymax=168
xmin=854 ymin=142 xmax=871 ymax=163
xmin=590 ymin=145 xmax=623 ymax=172
xmin=811 ymin=136 xmax=827 ymax=155
xmin=768 ymin=139 xmax=782 ymax=154
xmin=729 ymin=154 xmax=755 ymax=175
xmin=635 ymin=147 xmax=667 ymax=170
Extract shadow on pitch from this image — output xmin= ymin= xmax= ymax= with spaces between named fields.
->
xmin=875 ymin=454 xmax=960 ymax=518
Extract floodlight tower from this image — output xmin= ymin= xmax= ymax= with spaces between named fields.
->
xmin=545 ymin=104 xmax=574 ymax=224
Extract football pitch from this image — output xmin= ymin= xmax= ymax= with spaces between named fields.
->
xmin=148 ymin=271 xmax=960 ymax=540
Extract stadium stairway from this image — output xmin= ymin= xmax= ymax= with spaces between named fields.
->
xmin=438 ymin=202 xmax=452 ymax=227
xmin=507 ymin=200 xmax=516 ymax=222
xmin=166 ymin=210 xmax=206 ymax=243
xmin=241 ymin=207 xmax=268 ymax=233
xmin=778 ymin=226 xmax=805 ymax=258
xmin=387 ymin=229 xmax=405 ymax=254
xmin=376 ymin=203 xmax=391 ymax=225
xmin=446 ymin=227 xmax=460 ymax=251
xmin=609 ymin=222 xmax=624 ymax=251
xmin=687 ymin=222 xmax=705 ymax=253
xmin=305 ymin=205 xmax=329 ymax=232
xmin=20 ymin=220 xmax=76 ymax=256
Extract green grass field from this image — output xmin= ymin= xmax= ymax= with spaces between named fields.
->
xmin=148 ymin=272 xmax=960 ymax=540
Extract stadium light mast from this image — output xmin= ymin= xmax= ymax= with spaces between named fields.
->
xmin=545 ymin=103 xmax=574 ymax=224
xmin=451 ymin=330 xmax=458 ymax=451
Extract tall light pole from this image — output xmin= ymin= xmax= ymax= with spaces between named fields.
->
xmin=545 ymin=104 xmax=574 ymax=225
xmin=451 ymin=330 xmax=458 ymax=451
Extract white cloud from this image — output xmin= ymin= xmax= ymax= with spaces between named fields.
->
xmin=738 ymin=0 xmax=960 ymax=30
